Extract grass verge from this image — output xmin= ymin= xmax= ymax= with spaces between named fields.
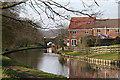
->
xmin=59 ymin=50 xmax=119 ymax=60
xmin=2 ymin=46 xmax=66 ymax=79
xmin=87 ymin=52 xmax=119 ymax=60
xmin=2 ymin=56 xmax=66 ymax=79
xmin=2 ymin=45 xmax=46 ymax=55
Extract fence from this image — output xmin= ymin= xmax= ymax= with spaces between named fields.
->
xmin=62 ymin=55 xmax=120 ymax=67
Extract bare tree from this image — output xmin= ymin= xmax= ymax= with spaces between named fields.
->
xmin=1 ymin=0 xmax=102 ymax=29
xmin=2 ymin=6 xmax=44 ymax=50
xmin=56 ymin=28 xmax=68 ymax=50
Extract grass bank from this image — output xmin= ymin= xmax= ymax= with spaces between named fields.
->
xmin=58 ymin=50 xmax=119 ymax=60
xmin=2 ymin=56 xmax=66 ymax=79
xmin=2 ymin=45 xmax=66 ymax=79
xmin=58 ymin=50 xmax=86 ymax=57
xmin=87 ymin=52 xmax=119 ymax=60
xmin=2 ymin=45 xmax=47 ymax=55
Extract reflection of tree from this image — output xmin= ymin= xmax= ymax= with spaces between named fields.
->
xmin=58 ymin=56 xmax=66 ymax=66
xmin=58 ymin=56 xmax=69 ymax=77
xmin=7 ymin=49 xmax=44 ymax=69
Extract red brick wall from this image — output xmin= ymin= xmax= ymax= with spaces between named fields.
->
xmin=67 ymin=30 xmax=93 ymax=46
xmin=107 ymin=29 xmax=120 ymax=38
xmin=76 ymin=30 xmax=92 ymax=37
xmin=65 ymin=29 xmax=120 ymax=46
xmin=93 ymin=29 xmax=120 ymax=38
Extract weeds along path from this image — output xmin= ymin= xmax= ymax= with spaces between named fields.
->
xmin=7 ymin=66 xmax=43 ymax=78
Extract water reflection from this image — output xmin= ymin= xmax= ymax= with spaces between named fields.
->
xmin=47 ymin=48 xmax=52 ymax=53
xmin=68 ymin=59 xmax=119 ymax=78
xmin=6 ymin=49 xmax=120 ymax=78
xmin=7 ymin=49 xmax=44 ymax=69
xmin=37 ymin=53 xmax=69 ymax=77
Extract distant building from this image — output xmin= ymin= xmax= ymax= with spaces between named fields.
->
xmin=64 ymin=17 xmax=120 ymax=46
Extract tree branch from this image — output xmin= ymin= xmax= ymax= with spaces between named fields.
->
xmin=43 ymin=0 xmax=92 ymax=17
xmin=1 ymin=2 xmax=25 ymax=9
xmin=1 ymin=14 xmax=49 ymax=29
xmin=94 ymin=0 xmax=99 ymax=7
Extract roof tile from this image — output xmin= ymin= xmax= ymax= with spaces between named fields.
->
xmin=68 ymin=17 xmax=96 ymax=29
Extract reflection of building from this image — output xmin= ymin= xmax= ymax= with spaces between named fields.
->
xmin=47 ymin=48 xmax=52 ymax=53
xmin=68 ymin=59 xmax=119 ymax=78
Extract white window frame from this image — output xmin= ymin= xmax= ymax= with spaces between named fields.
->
xmin=116 ymin=29 xmax=119 ymax=33
xmin=107 ymin=29 xmax=109 ymax=33
xmin=71 ymin=39 xmax=77 ymax=46
xmin=97 ymin=29 xmax=101 ymax=33
xmin=67 ymin=39 xmax=69 ymax=46
xmin=67 ymin=39 xmax=69 ymax=43
xmin=85 ymin=30 xmax=89 ymax=34
xmin=72 ymin=31 xmax=77 ymax=35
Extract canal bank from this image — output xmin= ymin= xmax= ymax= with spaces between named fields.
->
xmin=2 ymin=46 xmax=66 ymax=79
xmin=2 ymin=45 xmax=47 ymax=55
xmin=57 ymin=50 xmax=120 ymax=67
xmin=2 ymin=48 xmax=120 ymax=78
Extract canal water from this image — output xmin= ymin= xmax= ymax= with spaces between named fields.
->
xmin=6 ymin=49 xmax=120 ymax=78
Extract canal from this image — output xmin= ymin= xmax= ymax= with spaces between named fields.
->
xmin=6 ymin=49 xmax=120 ymax=78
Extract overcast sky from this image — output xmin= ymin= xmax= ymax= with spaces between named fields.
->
xmin=19 ymin=0 xmax=119 ymax=29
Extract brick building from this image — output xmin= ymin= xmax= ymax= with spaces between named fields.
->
xmin=93 ymin=19 xmax=120 ymax=38
xmin=64 ymin=17 xmax=120 ymax=46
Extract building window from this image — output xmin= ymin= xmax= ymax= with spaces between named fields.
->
xmin=75 ymin=22 xmax=77 ymax=24
xmin=107 ymin=29 xmax=109 ymax=33
xmin=85 ymin=30 xmax=89 ymax=34
xmin=97 ymin=29 xmax=101 ymax=33
xmin=67 ymin=40 xmax=69 ymax=43
xmin=87 ymin=21 xmax=91 ymax=24
xmin=116 ymin=29 xmax=119 ymax=33
xmin=72 ymin=31 xmax=76 ymax=35
xmin=67 ymin=39 xmax=69 ymax=46
xmin=71 ymin=39 xmax=77 ymax=46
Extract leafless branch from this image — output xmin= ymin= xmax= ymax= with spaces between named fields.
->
xmin=1 ymin=0 xmax=102 ymax=29
xmin=94 ymin=0 xmax=100 ymax=7
xmin=44 ymin=0 xmax=92 ymax=17
xmin=1 ymin=14 xmax=50 ymax=29
xmin=1 ymin=2 xmax=25 ymax=9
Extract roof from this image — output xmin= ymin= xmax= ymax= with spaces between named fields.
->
xmin=94 ymin=19 xmax=120 ymax=28
xmin=68 ymin=17 xmax=96 ymax=29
